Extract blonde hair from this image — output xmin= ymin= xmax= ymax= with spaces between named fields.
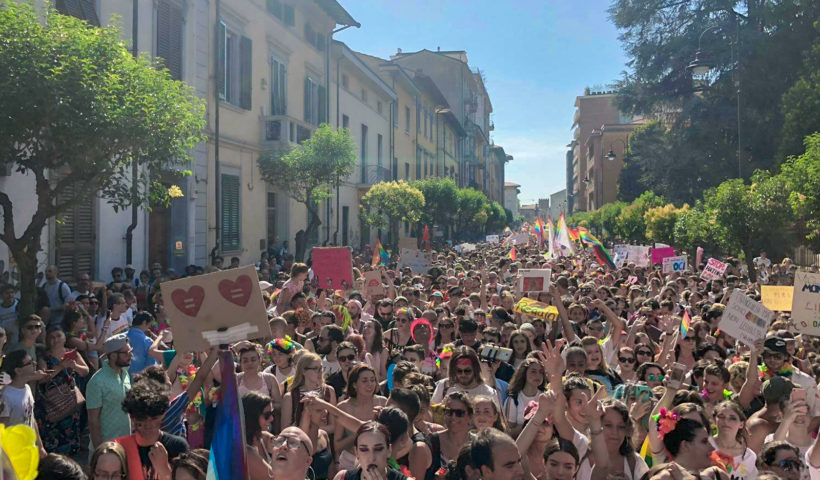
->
xmin=90 ymin=442 xmax=128 ymax=480
xmin=290 ymin=352 xmax=323 ymax=391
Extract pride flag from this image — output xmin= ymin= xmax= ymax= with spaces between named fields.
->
xmin=578 ymin=230 xmax=616 ymax=270
xmin=503 ymin=226 xmax=512 ymax=234
xmin=372 ymin=238 xmax=389 ymax=267
xmin=555 ymin=213 xmax=575 ymax=257
xmin=680 ymin=311 xmax=692 ymax=338
xmin=206 ymin=350 xmax=247 ymax=480
xmin=508 ymin=246 xmax=517 ymax=261
xmin=546 ymin=216 xmax=555 ymax=258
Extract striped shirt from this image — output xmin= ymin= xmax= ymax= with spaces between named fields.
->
xmin=161 ymin=391 xmax=189 ymax=438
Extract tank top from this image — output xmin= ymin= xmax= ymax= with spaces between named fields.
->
xmin=343 ymin=467 xmax=409 ymax=480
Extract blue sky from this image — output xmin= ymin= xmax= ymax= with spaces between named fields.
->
xmin=336 ymin=0 xmax=629 ymax=207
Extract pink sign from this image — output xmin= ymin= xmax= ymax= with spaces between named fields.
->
xmin=651 ymin=247 xmax=676 ymax=265
xmin=311 ymin=247 xmax=354 ymax=290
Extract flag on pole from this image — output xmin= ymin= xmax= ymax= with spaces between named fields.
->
xmin=422 ymin=224 xmax=431 ymax=252
xmin=508 ymin=246 xmax=517 ymax=261
xmin=555 ymin=213 xmax=575 ymax=257
xmin=680 ymin=311 xmax=692 ymax=338
xmin=578 ymin=230 xmax=616 ymax=270
xmin=546 ymin=216 xmax=556 ymax=258
xmin=372 ymin=238 xmax=389 ymax=266
xmin=206 ymin=350 xmax=247 ymax=480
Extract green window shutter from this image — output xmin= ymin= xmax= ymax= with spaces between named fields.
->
xmin=304 ymin=77 xmax=312 ymax=123
xmin=217 ymin=21 xmax=226 ymax=99
xmin=239 ymin=36 xmax=252 ymax=110
xmin=317 ymin=84 xmax=326 ymax=124
xmin=221 ymin=174 xmax=241 ymax=251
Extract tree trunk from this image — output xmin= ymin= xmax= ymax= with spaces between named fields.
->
xmin=744 ymin=247 xmax=757 ymax=283
xmin=389 ymin=219 xmax=400 ymax=253
xmin=11 ymin=240 xmax=40 ymax=318
xmin=297 ymin=205 xmax=322 ymax=262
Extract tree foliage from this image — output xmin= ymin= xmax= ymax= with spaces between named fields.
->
xmin=485 ymin=202 xmax=508 ymax=235
xmin=360 ymin=181 xmax=425 ymax=251
xmin=779 ymin=42 xmax=820 ymax=159
xmin=0 ymin=2 xmax=206 ymax=315
xmin=645 ymin=204 xmax=689 ymax=246
xmin=258 ymin=124 xmax=357 ymax=260
xmin=779 ymin=133 xmax=820 ymax=250
xmin=455 ymin=188 xmax=490 ymax=240
xmin=411 ymin=177 xmax=458 ymax=238
xmin=614 ymin=192 xmax=665 ymax=243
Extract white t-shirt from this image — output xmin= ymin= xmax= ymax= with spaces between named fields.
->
xmin=0 ymin=384 xmax=36 ymax=430
xmin=503 ymin=390 xmax=539 ymax=426
xmin=323 ymin=358 xmax=341 ymax=376
xmin=431 ymin=378 xmax=500 ymax=405
xmin=806 ymin=444 xmax=820 ymax=480
xmin=576 ymin=452 xmax=649 ymax=480
xmin=708 ymin=438 xmax=758 ymax=479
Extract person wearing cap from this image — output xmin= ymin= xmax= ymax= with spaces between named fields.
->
xmin=760 ymin=335 xmax=817 ymax=417
xmin=87 ymin=332 xmax=133 ymax=451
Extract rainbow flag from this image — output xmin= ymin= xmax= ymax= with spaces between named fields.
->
xmin=680 ymin=311 xmax=692 ymax=338
xmin=503 ymin=226 xmax=512 ymax=234
xmin=568 ymin=227 xmax=580 ymax=242
xmin=640 ymin=436 xmax=653 ymax=467
xmin=555 ymin=213 xmax=575 ymax=257
xmin=578 ymin=230 xmax=616 ymax=270
xmin=508 ymin=246 xmax=517 ymax=261
xmin=206 ymin=350 xmax=247 ymax=480
xmin=372 ymin=238 xmax=389 ymax=266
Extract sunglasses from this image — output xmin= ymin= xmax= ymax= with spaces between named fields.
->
xmin=618 ymin=357 xmax=636 ymax=364
xmin=646 ymin=374 xmax=664 ymax=382
xmin=25 ymin=324 xmax=42 ymax=331
xmin=777 ymin=459 xmax=804 ymax=472
xmin=444 ymin=408 xmax=468 ymax=418
xmin=636 ymin=350 xmax=652 ymax=356
xmin=587 ymin=325 xmax=603 ymax=332
xmin=439 ymin=323 xmax=454 ymax=329
xmin=262 ymin=410 xmax=274 ymax=419
xmin=338 ymin=354 xmax=356 ymax=363
xmin=272 ymin=435 xmax=310 ymax=454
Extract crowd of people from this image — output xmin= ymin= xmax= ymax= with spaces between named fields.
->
xmin=1 ymin=235 xmax=820 ymax=480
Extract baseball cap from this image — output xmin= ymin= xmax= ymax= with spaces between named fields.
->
xmin=103 ymin=333 xmax=129 ymax=355
xmin=764 ymin=336 xmax=789 ymax=356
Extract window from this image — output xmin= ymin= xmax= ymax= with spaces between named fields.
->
xmin=405 ymin=106 xmax=410 ymax=133
xmin=270 ymin=57 xmax=287 ymax=115
xmin=424 ymin=152 xmax=428 ymax=176
xmin=416 ymin=147 xmax=421 ymax=179
xmin=56 ymin=0 xmax=99 ymax=26
xmin=267 ymin=0 xmax=282 ymax=19
xmin=423 ymin=109 xmax=428 ymax=139
xmin=342 ymin=114 xmax=349 ymax=130
xmin=360 ymin=125 xmax=368 ymax=183
xmin=393 ymin=157 xmax=398 ymax=181
xmin=416 ymin=104 xmax=420 ymax=134
xmin=405 ymin=162 xmax=410 ymax=180
xmin=303 ymin=23 xmax=325 ymax=51
xmin=283 ymin=4 xmax=295 ymax=26
xmin=342 ymin=74 xmax=349 ymax=90
xmin=377 ymin=101 xmax=383 ymax=115
xmin=221 ymin=173 xmax=241 ymax=252
xmin=377 ymin=134 xmax=383 ymax=168
xmin=392 ymin=101 xmax=398 ymax=126
xmin=303 ymin=76 xmax=326 ymax=125
xmin=218 ymin=22 xmax=252 ymax=110
xmin=156 ymin=0 xmax=184 ymax=81
xmin=342 ymin=206 xmax=349 ymax=246
xmin=361 ymin=88 xmax=367 ymax=103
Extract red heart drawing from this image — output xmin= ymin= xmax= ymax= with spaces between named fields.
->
xmin=218 ymin=274 xmax=253 ymax=307
xmin=171 ymin=286 xmax=205 ymax=317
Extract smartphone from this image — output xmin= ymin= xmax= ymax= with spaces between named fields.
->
xmin=669 ymin=363 xmax=686 ymax=388
xmin=63 ymin=349 xmax=78 ymax=361
xmin=478 ymin=345 xmax=513 ymax=363
xmin=792 ymin=388 xmax=807 ymax=402
xmin=634 ymin=384 xmax=653 ymax=402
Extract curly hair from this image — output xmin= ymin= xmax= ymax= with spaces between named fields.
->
xmin=121 ymin=379 xmax=170 ymax=419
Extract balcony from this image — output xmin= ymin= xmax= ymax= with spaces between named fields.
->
xmin=259 ymin=115 xmax=316 ymax=149
xmin=357 ymin=164 xmax=392 ymax=189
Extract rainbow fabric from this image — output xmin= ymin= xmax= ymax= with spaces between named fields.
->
xmin=372 ymin=238 xmax=389 ymax=266
xmin=206 ymin=350 xmax=247 ymax=480
xmin=680 ymin=311 xmax=691 ymax=337
xmin=640 ymin=436 xmax=653 ymax=467
xmin=555 ymin=213 xmax=575 ymax=257
xmin=568 ymin=227 xmax=580 ymax=242
xmin=578 ymin=230 xmax=616 ymax=270
xmin=508 ymin=246 xmax=517 ymax=261
xmin=503 ymin=226 xmax=512 ymax=234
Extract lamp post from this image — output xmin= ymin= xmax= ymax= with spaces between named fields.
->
xmin=687 ymin=23 xmax=742 ymax=178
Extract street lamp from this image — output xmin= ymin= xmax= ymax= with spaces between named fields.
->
xmin=604 ymin=137 xmax=629 ymax=162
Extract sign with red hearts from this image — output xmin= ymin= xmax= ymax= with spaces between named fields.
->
xmin=163 ymin=265 xmax=270 ymax=353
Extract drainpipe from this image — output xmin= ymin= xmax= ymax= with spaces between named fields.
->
xmin=210 ymin=0 xmax=221 ymax=263
xmin=125 ymin=0 xmax=139 ymax=265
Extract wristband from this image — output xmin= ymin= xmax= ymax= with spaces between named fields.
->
xmin=589 ymin=427 xmax=603 ymax=436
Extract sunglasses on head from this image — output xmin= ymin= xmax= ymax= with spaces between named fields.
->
xmin=777 ymin=459 xmax=804 ymax=471
xmin=440 ymin=323 xmax=454 ymax=328
xmin=445 ymin=408 xmax=467 ymax=418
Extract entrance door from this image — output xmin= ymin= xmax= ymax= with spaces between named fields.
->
xmin=149 ymin=204 xmax=170 ymax=269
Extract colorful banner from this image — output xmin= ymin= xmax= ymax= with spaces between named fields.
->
xmin=792 ymin=272 xmax=820 ymax=335
xmin=398 ymin=248 xmax=433 ymax=273
xmin=761 ymin=286 xmax=794 ymax=312
xmin=514 ymin=298 xmax=559 ymax=321
xmin=662 ymin=255 xmax=688 ymax=274
xmin=516 ymin=269 xmax=552 ymax=295
xmin=719 ymin=289 xmax=774 ymax=347
xmin=651 ymin=247 xmax=676 ymax=265
xmin=485 ymin=234 xmax=500 ymax=244
xmin=700 ymin=258 xmax=728 ymax=281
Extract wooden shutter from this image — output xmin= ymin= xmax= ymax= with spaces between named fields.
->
xmin=55 ymin=183 xmax=95 ymax=284
xmin=221 ymin=174 xmax=241 ymax=252
xmin=217 ymin=21 xmax=226 ymax=99
xmin=317 ymin=84 xmax=326 ymax=125
xmin=156 ymin=0 xmax=183 ymax=81
xmin=304 ymin=77 xmax=312 ymax=124
xmin=267 ymin=0 xmax=282 ymax=19
xmin=271 ymin=59 xmax=286 ymax=115
xmin=284 ymin=5 xmax=295 ymax=26
xmin=239 ymin=36 xmax=252 ymax=110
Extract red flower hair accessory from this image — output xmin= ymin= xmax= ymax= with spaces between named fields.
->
xmin=654 ymin=407 xmax=680 ymax=440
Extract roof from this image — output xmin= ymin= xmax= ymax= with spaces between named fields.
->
xmin=333 ymin=41 xmax=397 ymax=101
xmin=505 ymin=182 xmax=520 ymax=187
xmin=520 ymin=204 xmax=537 ymax=210
xmin=314 ymin=0 xmax=360 ymax=27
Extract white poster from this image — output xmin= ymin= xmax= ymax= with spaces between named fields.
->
xmin=700 ymin=258 xmax=728 ymax=281
xmin=616 ymin=245 xmax=651 ymax=267
xmin=662 ymin=255 xmax=688 ymax=274
xmin=516 ymin=269 xmax=552 ymax=295
xmin=719 ymin=289 xmax=774 ymax=347
xmin=486 ymin=235 xmax=500 ymax=244
xmin=504 ymin=233 xmax=529 ymax=246
xmin=398 ymin=248 xmax=433 ymax=273
xmin=792 ymin=272 xmax=820 ymax=336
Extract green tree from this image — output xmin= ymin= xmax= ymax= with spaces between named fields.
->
xmin=703 ymin=174 xmax=794 ymax=280
xmin=360 ymin=181 xmax=425 ymax=251
xmin=779 ymin=133 xmax=820 ymax=250
xmin=644 ymin=204 xmax=689 ymax=246
xmin=0 ymin=3 xmax=205 ymax=316
xmin=598 ymin=201 xmax=626 ymax=242
xmin=258 ymin=124 xmax=357 ymax=261
xmin=485 ymin=201 xmax=508 ymax=234
xmin=673 ymin=201 xmax=727 ymax=256
xmin=412 ymin=177 xmax=458 ymax=239
xmin=779 ymin=43 xmax=820 ymax=159
xmin=614 ymin=192 xmax=665 ymax=243
xmin=454 ymin=188 xmax=489 ymax=240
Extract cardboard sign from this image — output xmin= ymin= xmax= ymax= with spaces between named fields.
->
xmin=700 ymin=258 xmax=728 ymax=281
xmin=517 ymin=269 xmax=552 ymax=294
xmin=164 ymin=265 xmax=271 ymax=353
xmin=456 ymin=243 xmax=476 ymax=253
xmin=662 ymin=255 xmax=688 ymax=274
xmin=486 ymin=235 xmax=500 ymax=244
xmin=651 ymin=247 xmax=676 ymax=265
xmin=614 ymin=245 xmax=651 ymax=267
xmin=399 ymin=237 xmax=418 ymax=250
xmin=792 ymin=272 xmax=820 ymax=335
xmin=514 ymin=298 xmax=559 ymax=321
xmin=504 ymin=233 xmax=529 ymax=246
xmin=761 ymin=286 xmax=794 ymax=312
xmin=398 ymin=248 xmax=433 ymax=273
xmin=311 ymin=247 xmax=354 ymax=290
xmin=363 ymin=270 xmax=386 ymax=298
xmin=718 ymin=289 xmax=774 ymax=347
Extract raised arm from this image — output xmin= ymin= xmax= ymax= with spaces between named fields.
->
xmin=737 ymin=341 xmax=763 ymax=410
xmin=550 ymin=286 xmax=577 ymax=343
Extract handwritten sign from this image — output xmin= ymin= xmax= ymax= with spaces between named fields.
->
xmin=504 ymin=233 xmax=529 ymax=246
xmin=486 ymin=235 xmax=500 ymax=244
xmin=662 ymin=255 xmax=688 ymax=274
xmin=651 ymin=247 xmax=676 ymax=265
xmin=719 ymin=289 xmax=774 ymax=347
xmin=514 ymin=298 xmax=559 ymax=322
xmin=164 ymin=265 xmax=271 ymax=353
xmin=700 ymin=258 xmax=728 ymax=281
xmin=398 ymin=248 xmax=433 ymax=273
xmin=614 ymin=245 xmax=651 ymax=267
xmin=761 ymin=286 xmax=794 ymax=312
xmin=311 ymin=247 xmax=354 ymax=290
xmin=363 ymin=270 xmax=386 ymax=299
xmin=399 ymin=237 xmax=418 ymax=250
xmin=792 ymin=272 xmax=820 ymax=336
xmin=517 ymin=269 xmax=552 ymax=294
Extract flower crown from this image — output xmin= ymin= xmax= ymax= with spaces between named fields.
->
xmin=653 ymin=407 xmax=680 ymax=440
xmin=267 ymin=337 xmax=295 ymax=357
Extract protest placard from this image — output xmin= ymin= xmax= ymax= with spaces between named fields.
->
xmin=700 ymin=258 xmax=728 ymax=281
xmin=792 ymin=272 xmax=820 ymax=335
xmin=398 ymin=248 xmax=433 ymax=273
xmin=486 ymin=235 xmax=500 ymax=244
xmin=456 ymin=243 xmax=476 ymax=253
xmin=614 ymin=245 xmax=651 ymax=267
xmin=311 ymin=247 xmax=354 ymax=290
xmin=164 ymin=265 xmax=271 ymax=353
xmin=696 ymin=247 xmax=704 ymax=270
xmin=514 ymin=297 xmax=559 ymax=322
xmin=651 ymin=247 xmax=676 ymax=264
xmin=504 ymin=233 xmax=529 ymax=246
xmin=363 ymin=270 xmax=386 ymax=298
xmin=662 ymin=255 xmax=688 ymax=274
xmin=718 ymin=289 xmax=774 ymax=347
xmin=761 ymin=286 xmax=794 ymax=311
xmin=516 ymin=269 xmax=552 ymax=294
xmin=399 ymin=237 xmax=418 ymax=250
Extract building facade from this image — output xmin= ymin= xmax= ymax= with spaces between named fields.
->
xmin=504 ymin=182 xmax=521 ymax=219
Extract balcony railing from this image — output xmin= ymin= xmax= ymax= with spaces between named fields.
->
xmin=260 ymin=115 xmax=315 ymax=148
xmin=359 ymin=164 xmax=392 ymax=186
